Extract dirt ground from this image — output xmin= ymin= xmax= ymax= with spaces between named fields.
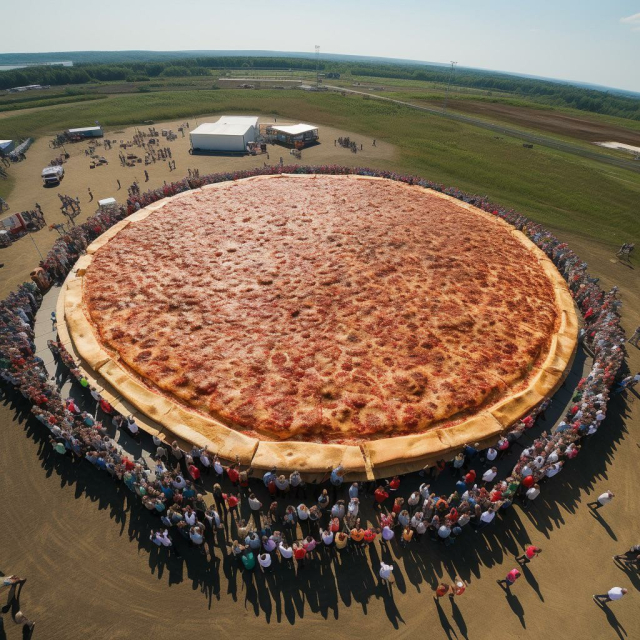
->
xmin=0 ymin=116 xmax=395 ymax=299
xmin=0 ymin=117 xmax=639 ymax=640
xmin=429 ymin=99 xmax=640 ymax=147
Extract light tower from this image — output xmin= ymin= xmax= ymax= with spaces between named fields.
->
xmin=315 ymin=45 xmax=320 ymax=88
xmin=443 ymin=61 xmax=458 ymax=113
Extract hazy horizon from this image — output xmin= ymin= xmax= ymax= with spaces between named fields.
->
xmin=2 ymin=1 xmax=640 ymax=93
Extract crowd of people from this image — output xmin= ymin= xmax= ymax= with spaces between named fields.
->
xmin=0 ymin=165 xmax=634 ymax=597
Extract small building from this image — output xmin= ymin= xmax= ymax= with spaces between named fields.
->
xmin=0 ymin=140 xmax=15 ymax=156
xmin=268 ymin=124 xmax=319 ymax=148
xmin=67 ymin=126 xmax=103 ymax=138
xmin=190 ymin=116 xmax=259 ymax=153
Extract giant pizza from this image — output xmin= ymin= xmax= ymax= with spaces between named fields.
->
xmin=59 ymin=174 xmax=577 ymax=478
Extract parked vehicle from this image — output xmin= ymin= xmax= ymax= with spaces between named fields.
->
xmin=41 ymin=165 xmax=64 ymax=186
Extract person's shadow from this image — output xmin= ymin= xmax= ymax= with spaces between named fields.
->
xmin=520 ymin=563 xmax=544 ymax=601
xmin=501 ymin=588 xmax=526 ymax=628
xmin=593 ymin=599 xmax=627 ymax=639
xmin=589 ymin=509 xmax=617 ymax=541
xmin=450 ymin=598 xmax=469 ymax=640
xmin=613 ymin=558 xmax=640 ymax=591
xmin=433 ymin=597 xmax=458 ymax=640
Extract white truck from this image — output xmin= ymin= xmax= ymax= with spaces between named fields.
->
xmin=41 ymin=165 xmax=64 ymax=186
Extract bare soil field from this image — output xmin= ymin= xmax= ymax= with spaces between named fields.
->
xmin=431 ymin=99 xmax=640 ymax=146
xmin=0 ymin=116 xmax=639 ymax=640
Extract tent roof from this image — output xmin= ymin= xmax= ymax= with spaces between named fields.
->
xmin=68 ymin=126 xmax=102 ymax=133
xmin=191 ymin=121 xmax=255 ymax=137
xmin=271 ymin=123 xmax=317 ymax=136
xmin=0 ymin=140 xmax=13 ymax=146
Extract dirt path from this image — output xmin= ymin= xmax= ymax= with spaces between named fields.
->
xmin=434 ymin=99 xmax=640 ymax=147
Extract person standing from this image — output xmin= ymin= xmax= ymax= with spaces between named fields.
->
xmin=627 ymin=326 xmax=640 ymax=347
xmin=451 ymin=576 xmax=468 ymax=597
xmin=593 ymin=588 xmax=628 ymax=604
xmin=497 ymin=568 xmax=521 ymax=590
xmin=248 ymin=493 xmax=262 ymax=527
xmin=516 ymin=545 xmax=542 ymax=565
xmin=613 ymin=545 xmax=640 ymax=566
xmin=88 ymin=188 xmax=93 ymax=202
xmin=379 ymin=562 xmax=394 ymax=585
xmin=587 ymin=490 xmax=614 ymax=511
xmin=373 ymin=484 xmax=389 ymax=510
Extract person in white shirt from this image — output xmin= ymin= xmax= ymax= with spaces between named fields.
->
xmin=213 ymin=455 xmax=224 ymax=478
xmin=593 ymin=587 xmax=627 ymax=604
xmin=475 ymin=508 xmax=496 ymax=533
xmin=545 ymin=462 xmax=563 ymax=478
xmin=278 ymin=542 xmax=293 ymax=562
xmin=524 ymin=484 xmax=541 ymax=508
xmin=297 ymin=504 xmax=310 ymax=521
xmin=486 ymin=447 xmax=498 ymax=462
xmin=407 ymin=491 xmax=420 ymax=514
xmin=322 ymin=529 xmax=334 ymax=548
xmin=379 ymin=562 xmax=394 ymax=583
xmin=199 ymin=450 xmax=211 ymax=473
xmin=588 ymin=490 xmax=614 ymax=511
xmin=258 ymin=552 xmax=272 ymax=572
xmin=482 ymin=467 xmax=498 ymax=483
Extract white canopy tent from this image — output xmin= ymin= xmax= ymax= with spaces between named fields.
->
xmin=190 ymin=116 xmax=259 ymax=152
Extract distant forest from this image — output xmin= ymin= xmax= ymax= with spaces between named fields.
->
xmin=1 ymin=55 xmax=639 ymax=121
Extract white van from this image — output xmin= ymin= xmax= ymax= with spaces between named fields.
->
xmin=42 ymin=166 xmax=64 ymax=186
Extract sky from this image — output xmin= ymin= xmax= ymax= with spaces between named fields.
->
xmin=2 ymin=0 xmax=640 ymax=92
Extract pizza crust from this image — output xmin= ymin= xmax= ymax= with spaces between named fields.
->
xmin=60 ymin=174 xmax=578 ymax=477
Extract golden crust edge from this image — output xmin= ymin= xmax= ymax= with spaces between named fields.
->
xmin=62 ymin=174 xmax=579 ymax=477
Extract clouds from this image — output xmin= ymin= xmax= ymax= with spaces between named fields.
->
xmin=620 ymin=12 xmax=640 ymax=31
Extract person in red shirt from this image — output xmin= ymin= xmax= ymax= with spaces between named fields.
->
xmin=464 ymin=470 xmax=476 ymax=485
xmin=434 ymin=583 xmax=451 ymax=598
xmin=392 ymin=497 xmax=404 ymax=515
xmin=293 ymin=543 xmax=307 ymax=569
xmin=373 ymin=485 xmax=389 ymax=510
xmin=122 ymin=457 xmax=135 ymax=471
xmin=363 ymin=528 xmax=377 ymax=544
xmin=226 ymin=464 xmax=240 ymax=486
xmin=226 ymin=493 xmax=239 ymax=520
xmin=99 ymin=398 xmax=113 ymax=414
xmin=497 ymin=569 xmax=521 ymax=590
xmin=516 ymin=545 xmax=542 ymax=565
xmin=389 ymin=476 xmax=401 ymax=491
xmin=188 ymin=464 xmax=201 ymax=483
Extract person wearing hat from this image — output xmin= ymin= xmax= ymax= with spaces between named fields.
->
xmin=451 ymin=575 xmax=468 ymax=597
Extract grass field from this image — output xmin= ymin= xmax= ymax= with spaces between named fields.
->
xmin=0 ymin=88 xmax=639 ymax=245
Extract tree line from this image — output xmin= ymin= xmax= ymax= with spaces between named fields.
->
xmin=1 ymin=56 xmax=638 ymax=121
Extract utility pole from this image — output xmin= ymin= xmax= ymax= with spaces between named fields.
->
xmin=315 ymin=45 xmax=320 ymax=89
xmin=443 ymin=61 xmax=457 ymax=113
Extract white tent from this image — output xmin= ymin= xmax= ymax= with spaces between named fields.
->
xmin=190 ymin=116 xmax=259 ymax=152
